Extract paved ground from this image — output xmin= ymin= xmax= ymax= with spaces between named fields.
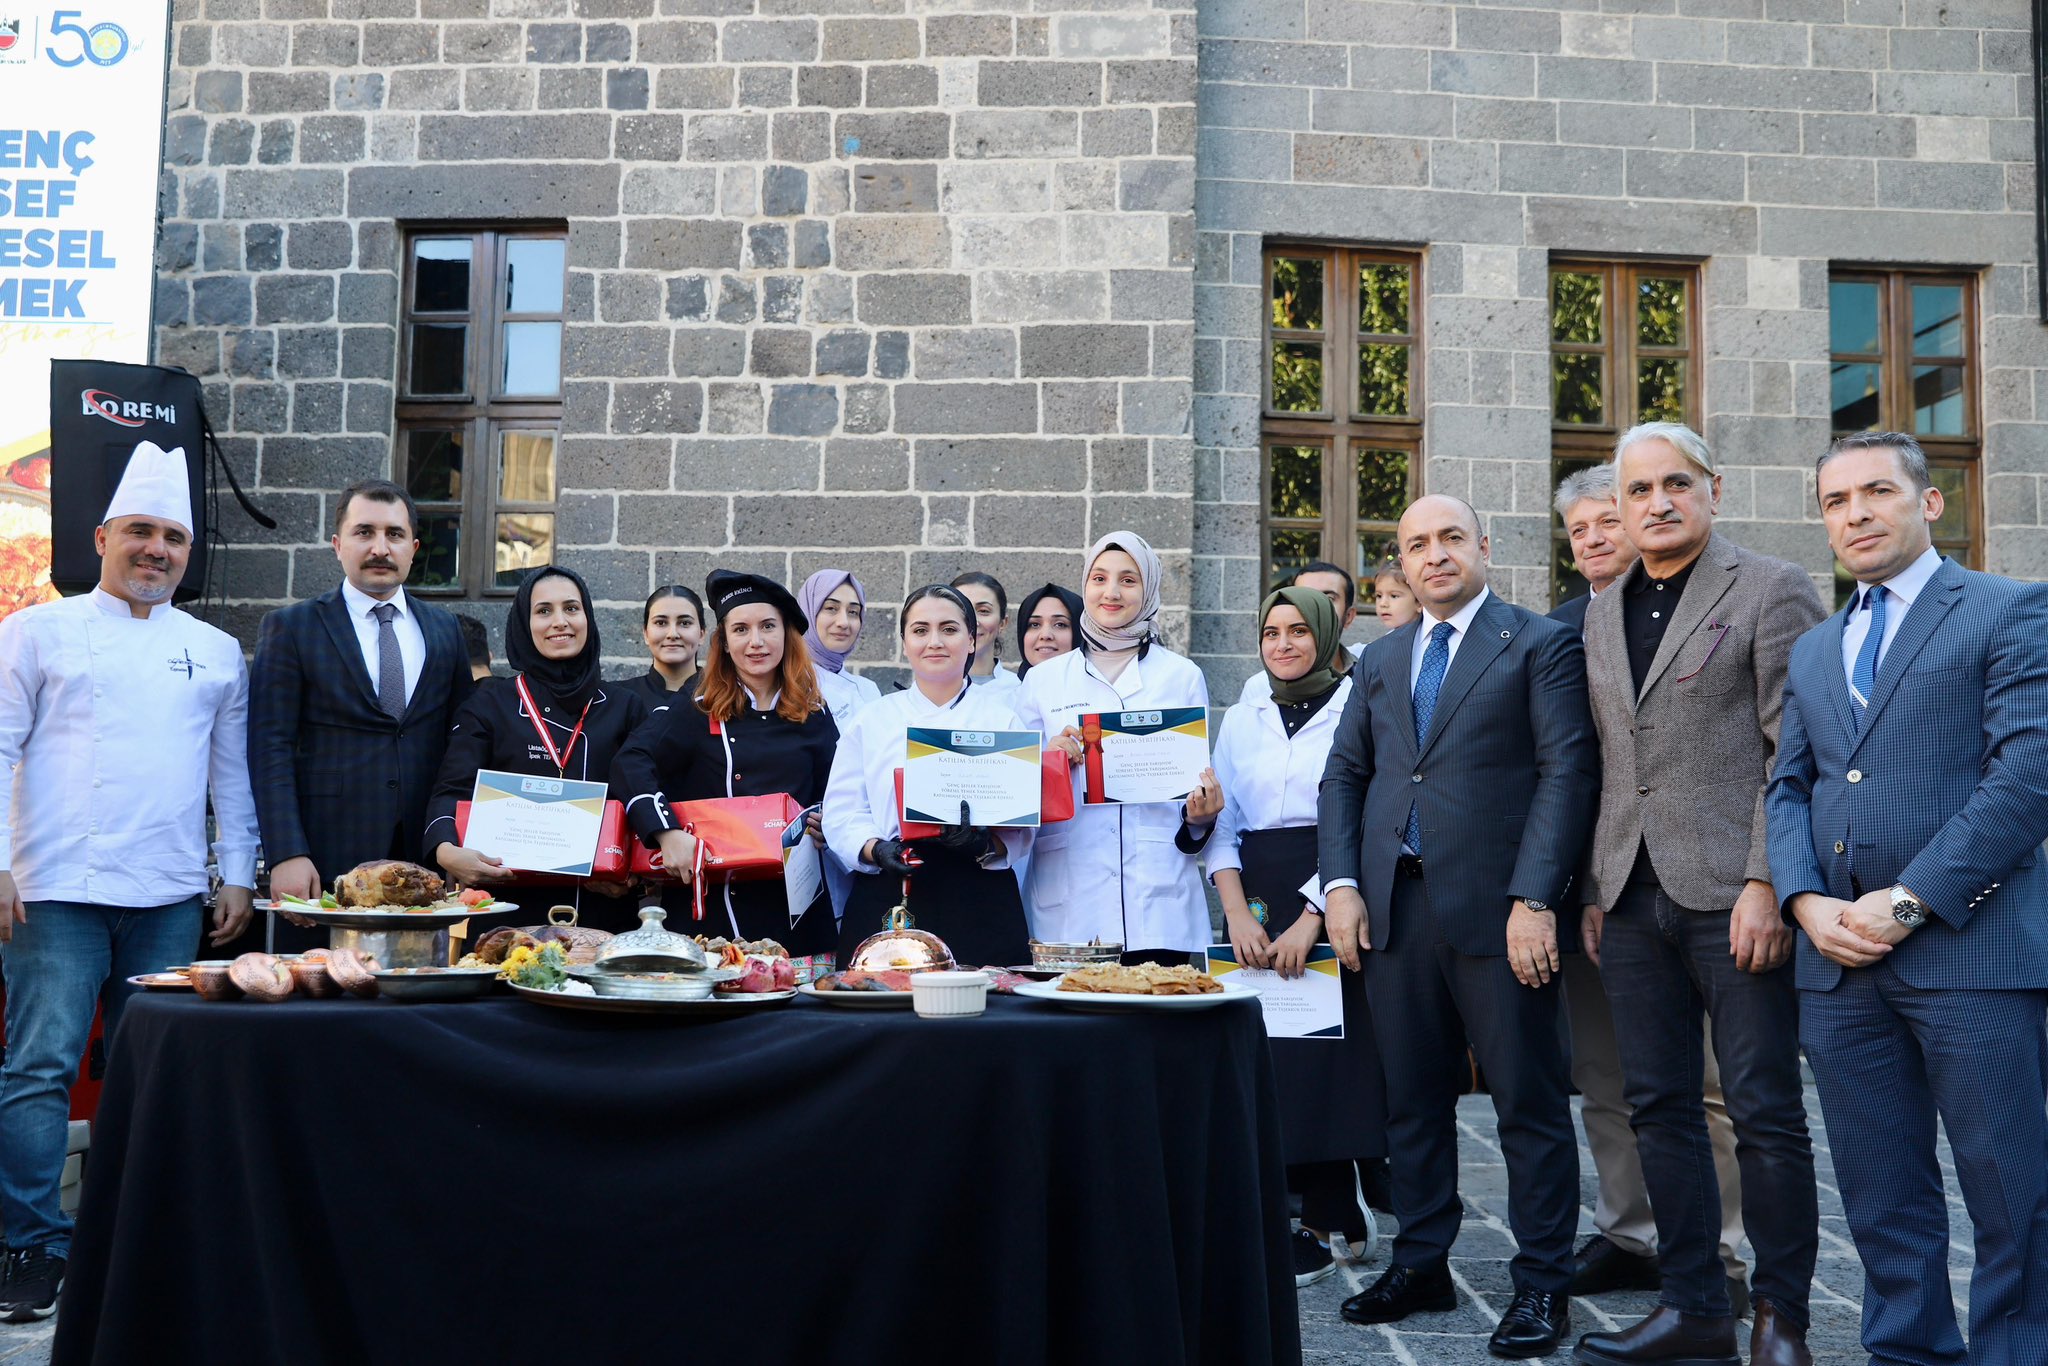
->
xmin=0 ymin=1075 xmax=1969 ymax=1364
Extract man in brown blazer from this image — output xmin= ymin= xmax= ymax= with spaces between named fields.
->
xmin=1570 ymin=424 xmax=1824 ymax=1366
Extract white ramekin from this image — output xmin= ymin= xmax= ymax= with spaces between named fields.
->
xmin=911 ymin=969 xmax=991 ymax=1018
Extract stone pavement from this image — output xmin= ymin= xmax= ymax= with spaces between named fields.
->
xmin=0 ymin=1078 xmax=1970 ymax=1365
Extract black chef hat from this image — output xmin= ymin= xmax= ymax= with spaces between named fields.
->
xmin=705 ymin=569 xmax=808 ymax=634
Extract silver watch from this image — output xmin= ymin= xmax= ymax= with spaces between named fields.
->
xmin=1889 ymin=885 xmax=1928 ymax=929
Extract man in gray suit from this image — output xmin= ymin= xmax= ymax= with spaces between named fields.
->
xmin=1768 ymin=432 xmax=2048 ymax=1366
xmin=1572 ymin=424 xmax=1824 ymax=1366
xmin=1549 ymin=467 xmax=1749 ymax=1315
xmin=1321 ymin=495 xmax=1599 ymax=1358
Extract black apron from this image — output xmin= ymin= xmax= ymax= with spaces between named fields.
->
xmin=835 ymin=844 xmax=1030 ymax=970
xmin=1239 ymin=825 xmax=1388 ymax=1165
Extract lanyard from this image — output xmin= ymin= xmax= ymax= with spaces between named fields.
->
xmin=514 ymin=674 xmax=592 ymax=777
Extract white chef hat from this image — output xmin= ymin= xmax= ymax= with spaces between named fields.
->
xmin=102 ymin=440 xmax=193 ymax=537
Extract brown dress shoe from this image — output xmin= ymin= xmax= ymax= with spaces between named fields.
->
xmin=1748 ymin=1301 xmax=1812 ymax=1366
xmin=1573 ymin=1306 xmax=1740 ymax=1366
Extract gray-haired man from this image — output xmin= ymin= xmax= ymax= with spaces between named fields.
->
xmin=1549 ymin=467 xmax=1749 ymax=1315
xmin=1571 ymin=423 xmax=1823 ymax=1366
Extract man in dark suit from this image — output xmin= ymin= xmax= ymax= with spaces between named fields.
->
xmin=1573 ymin=423 xmax=1824 ymax=1366
xmin=1550 ymin=467 xmax=1750 ymax=1314
xmin=247 ymin=479 xmax=474 ymax=950
xmin=1320 ymin=494 xmax=1600 ymax=1358
xmin=1767 ymin=432 xmax=2048 ymax=1366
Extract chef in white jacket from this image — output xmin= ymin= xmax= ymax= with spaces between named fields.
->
xmin=825 ymin=584 xmax=1032 ymax=967
xmin=1015 ymin=531 xmax=1222 ymax=961
xmin=0 ymin=441 xmax=259 ymax=1311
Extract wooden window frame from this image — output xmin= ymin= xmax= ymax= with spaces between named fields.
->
xmin=1826 ymin=267 xmax=1983 ymax=581
xmin=1548 ymin=257 xmax=1703 ymax=606
xmin=1261 ymin=242 xmax=1425 ymax=586
xmin=395 ymin=223 xmax=568 ymax=599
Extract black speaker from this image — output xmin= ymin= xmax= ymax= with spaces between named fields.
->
xmin=49 ymin=360 xmax=207 ymax=600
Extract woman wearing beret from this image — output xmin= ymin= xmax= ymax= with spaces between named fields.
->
xmin=612 ymin=570 xmax=839 ymax=953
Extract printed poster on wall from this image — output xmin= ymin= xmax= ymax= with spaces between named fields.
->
xmin=0 ymin=0 xmax=169 ymax=624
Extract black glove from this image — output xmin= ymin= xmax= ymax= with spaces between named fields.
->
xmin=933 ymin=800 xmax=995 ymax=859
xmin=868 ymin=838 xmax=917 ymax=876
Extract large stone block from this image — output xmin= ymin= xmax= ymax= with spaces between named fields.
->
xmin=733 ymin=494 xmax=923 ymax=547
xmin=623 ymin=219 xmax=742 ymax=270
xmin=911 ymin=437 xmax=1084 ymax=490
xmin=1019 ymin=323 xmax=1151 ymax=377
xmin=616 ymin=492 xmax=730 ymax=543
xmin=914 ymin=328 xmax=1018 ymax=380
xmin=349 ymin=162 xmax=620 ymax=219
xmin=856 ymin=273 xmax=972 ymax=325
xmin=835 ymin=111 xmax=952 ymax=161
xmin=954 ymin=110 xmax=1078 ymax=159
xmin=418 ymin=113 xmax=609 ymax=160
xmin=835 ymin=215 xmax=952 ymax=270
xmin=894 ymin=385 xmax=1042 ymax=436
xmin=611 ymin=381 xmax=705 ymax=434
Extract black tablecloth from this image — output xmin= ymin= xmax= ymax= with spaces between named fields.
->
xmin=53 ymin=993 xmax=1299 ymax=1366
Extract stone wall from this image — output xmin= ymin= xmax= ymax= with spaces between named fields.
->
xmin=1192 ymin=0 xmax=2047 ymax=692
xmin=160 ymin=0 xmax=1198 ymax=677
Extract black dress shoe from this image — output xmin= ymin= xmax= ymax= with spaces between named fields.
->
xmin=1489 ymin=1288 xmax=1570 ymax=1358
xmin=1341 ymin=1261 xmax=1457 ymax=1324
xmin=1573 ymin=1306 xmax=1740 ymax=1366
xmin=1569 ymin=1235 xmax=1661 ymax=1296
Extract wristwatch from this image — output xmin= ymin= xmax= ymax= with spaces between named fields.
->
xmin=1889 ymin=885 xmax=1928 ymax=929
xmin=1521 ymin=899 xmax=1551 ymax=913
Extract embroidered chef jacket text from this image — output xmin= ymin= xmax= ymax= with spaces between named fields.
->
xmin=815 ymin=666 xmax=882 ymax=730
xmin=339 ymin=579 xmax=425 ymax=706
xmin=824 ymin=681 xmax=1030 ymax=877
xmin=0 ymin=588 xmax=260 ymax=905
xmin=1013 ymin=643 xmax=1212 ymax=952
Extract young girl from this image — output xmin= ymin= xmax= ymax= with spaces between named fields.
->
xmin=1014 ymin=532 xmax=1222 ymax=962
xmin=824 ymin=585 xmax=1031 ymax=967
xmin=425 ymin=566 xmax=652 ymax=932
xmin=612 ymin=571 xmax=840 ymax=953
xmin=624 ymin=584 xmax=706 ymax=708
xmin=1211 ymin=587 xmax=1386 ymax=1286
xmin=798 ymin=568 xmax=882 ymax=728
xmin=1372 ymin=564 xmax=1420 ymax=630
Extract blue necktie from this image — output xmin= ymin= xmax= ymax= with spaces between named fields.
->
xmin=1849 ymin=585 xmax=1887 ymax=728
xmin=1405 ymin=621 xmax=1454 ymax=854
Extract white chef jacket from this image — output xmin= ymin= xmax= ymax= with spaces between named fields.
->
xmin=815 ymin=665 xmax=882 ymax=730
xmin=823 ymin=680 xmax=1029 ymax=880
xmin=969 ymin=663 xmax=1021 ymax=698
xmin=340 ymin=579 xmax=425 ymax=705
xmin=1013 ymin=644 xmax=1212 ymax=952
xmin=1210 ymin=675 xmax=1352 ymax=908
xmin=0 ymin=588 xmax=261 ymax=906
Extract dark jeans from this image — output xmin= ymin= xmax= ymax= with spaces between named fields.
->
xmin=1599 ymin=882 xmax=1817 ymax=1326
xmin=1361 ymin=874 xmax=1578 ymax=1293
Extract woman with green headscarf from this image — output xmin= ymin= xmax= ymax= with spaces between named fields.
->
xmin=1210 ymin=584 xmax=1388 ymax=1289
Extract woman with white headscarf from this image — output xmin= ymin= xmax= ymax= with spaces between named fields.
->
xmin=1014 ymin=531 xmax=1221 ymax=963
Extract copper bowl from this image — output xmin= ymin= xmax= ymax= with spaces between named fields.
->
xmin=189 ymin=960 xmax=241 ymax=1002
xmin=285 ymin=958 xmax=339 ymax=998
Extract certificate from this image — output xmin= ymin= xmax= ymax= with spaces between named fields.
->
xmin=1206 ymin=944 xmax=1345 ymax=1040
xmin=1081 ymin=707 xmax=1209 ymax=805
xmin=462 ymin=769 xmax=608 ymax=876
xmin=903 ymin=728 xmax=1042 ymax=828
xmin=782 ymin=806 xmax=825 ymax=924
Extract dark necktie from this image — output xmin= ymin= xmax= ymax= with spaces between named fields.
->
xmin=1848 ymin=584 xmax=1887 ymax=730
xmin=1405 ymin=621 xmax=1454 ymax=854
xmin=372 ymin=602 xmax=405 ymax=719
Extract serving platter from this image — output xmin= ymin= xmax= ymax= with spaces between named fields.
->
xmin=255 ymin=901 xmax=519 ymax=931
xmin=126 ymin=972 xmax=195 ymax=991
xmin=509 ymin=983 xmax=795 ymax=1016
xmin=795 ymin=982 xmax=914 ymax=1010
xmin=1011 ymin=979 xmax=1257 ymax=1013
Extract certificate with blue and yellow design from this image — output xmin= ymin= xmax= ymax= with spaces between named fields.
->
xmin=463 ymin=769 xmax=608 ymax=876
xmin=903 ymin=727 xmax=1043 ymax=828
xmin=1081 ymin=706 xmax=1209 ymax=805
xmin=1207 ymin=944 xmax=1345 ymax=1039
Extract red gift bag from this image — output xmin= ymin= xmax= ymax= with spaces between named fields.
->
xmin=454 ymin=798 xmax=628 ymax=885
xmin=630 ymin=792 xmax=802 ymax=881
xmin=893 ymin=750 xmax=1075 ymax=841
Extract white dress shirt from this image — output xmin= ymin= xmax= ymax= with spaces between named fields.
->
xmin=0 ymin=588 xmax=261 ymax=904
xmin=1409 ymin=586 xmax=1492 ymax=689
xmin=1841 ymin=546 xmax=1942 ymax=687
xmin=823 ymin=679 xmax=1029 ymax=876
xmin=815 ymin=665 xmax=882 ymax=730
xmin=341 ymin=579 xmax=425 ymax=705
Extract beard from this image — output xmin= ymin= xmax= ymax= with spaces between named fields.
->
xmin=122 ymin=559 xmax=176 ymax=603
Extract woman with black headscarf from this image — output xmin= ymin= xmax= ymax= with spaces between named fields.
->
xmin=423 ymin=566 xmax=654 ymax=933
xmin=1013 ymin=582 xmax=1082 ymax=677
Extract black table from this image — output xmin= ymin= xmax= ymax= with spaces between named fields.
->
xmin=53 ymin=993 xmax=1300 ymax=1366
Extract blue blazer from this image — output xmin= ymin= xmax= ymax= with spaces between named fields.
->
xmin=247 ymin=588 xmax=476 ymax=882
xmin=1765 ymin=557 xmax=2048 ymax=991
xmin=1318 ymin=590 xmax=1600 ymax=958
